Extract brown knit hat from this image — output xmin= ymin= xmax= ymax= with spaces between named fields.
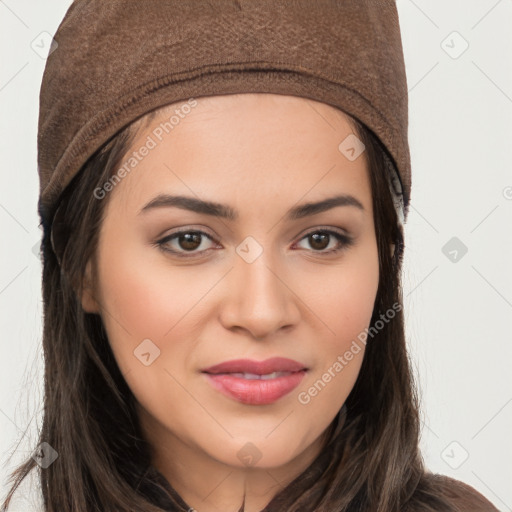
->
xmin=37 ymin=0 xmax=411 ymax=228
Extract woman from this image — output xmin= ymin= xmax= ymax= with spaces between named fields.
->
xmin=1 ymin=1 xmax=499 ymax=511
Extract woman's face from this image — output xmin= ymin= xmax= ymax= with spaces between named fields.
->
xmin=83 ymin=93 xmax=379 ymax=475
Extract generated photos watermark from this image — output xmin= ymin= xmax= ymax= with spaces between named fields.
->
xmin=297 ymin=302 xmax=402 ymax=405
xmin=93 ymin=98 xmax=198 ymax=200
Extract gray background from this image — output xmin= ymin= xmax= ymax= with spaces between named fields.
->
xmin=1 ymin=0 xmax=511 ymax=510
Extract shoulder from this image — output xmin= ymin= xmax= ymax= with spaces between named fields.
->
xmin=431 ymin=474 xmax=500 ymax=511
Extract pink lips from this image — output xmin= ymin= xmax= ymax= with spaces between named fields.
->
xmin=201 ymin=357 xmax=308 ymax=405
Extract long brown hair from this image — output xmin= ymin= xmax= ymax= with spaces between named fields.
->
xmin=2 ymin=107 xmax=456 ymax=512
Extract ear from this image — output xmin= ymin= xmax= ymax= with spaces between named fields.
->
xmin=80 ymin=259 xmax=100 ymax=313
xmin=390 ymin=243 xmax=395 ymax=258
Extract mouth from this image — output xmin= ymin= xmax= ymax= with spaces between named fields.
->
xmin=201 ymin=357 xmax=308 ymax=405
xmin=201 ymin=357 xmax=308 ymax=375
xmin=219 ymin=371 xmax=298 ymax=380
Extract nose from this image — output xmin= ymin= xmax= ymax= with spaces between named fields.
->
xmin=218 ymin=251 xmax=301 ymax=340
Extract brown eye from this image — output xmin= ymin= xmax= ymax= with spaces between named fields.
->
xmin=177 ymin=232 xmax=202 ymax=251
xmin=157 ymin=230 xmax=218 ymax=257
xmin=308 ymin=232 xmax=330 ymax=251
xmin=295 ymin=229 xmax=354 ymax=255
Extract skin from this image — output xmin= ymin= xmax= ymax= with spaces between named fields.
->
xmin=81 ymin=93 xmax=380 ymax=512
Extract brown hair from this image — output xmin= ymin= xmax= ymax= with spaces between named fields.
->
xmin=2 ymin=107 xmax=456 ymax=512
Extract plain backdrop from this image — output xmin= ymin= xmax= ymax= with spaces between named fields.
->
xmin=1 ymin=1 xmax=511 ymax=510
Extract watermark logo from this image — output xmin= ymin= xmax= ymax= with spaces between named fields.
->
xmin=442 ymin=236 xmax=468 ymax=263
xmin=134 ymin=338 xmax=161 ymax=366
xmin=31 ymin=31 xmax=58 ymax=59
xmin=338 ymin=134 xmax=365 ymax=161
xmin=237 ymin=442 xmax=262 ymax=467
xmin=32 ymin=442 xmax=58 ymax=469
xmin=441 ymin=31 xmax=469 ymax=60
xmin=236 ymin=236 xmax=264 ymax=264
xmin=441 ymin=440 xmax=469 ymax=469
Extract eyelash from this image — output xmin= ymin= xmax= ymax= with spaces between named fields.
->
xmin=155 ymin=227 xmax=354 ymax=259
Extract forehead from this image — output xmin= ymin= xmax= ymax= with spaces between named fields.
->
xmin=109 ymin=93 xmax=371 ymax=213
xmin=136 ymin=93 xmax=358 ymax=150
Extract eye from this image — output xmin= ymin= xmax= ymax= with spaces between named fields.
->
xmin=156 ymin=229 xmax=219 ymax=258
xmin=293 ymin=228 xmax=354 ymax=255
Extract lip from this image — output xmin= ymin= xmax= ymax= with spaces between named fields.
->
xmin=201 ymin=358 xmax=308 ymax=405
xmin=202 ymin=357 xmax=307 ymax=375
xmin=203 ymin=371 xmax=307 ymax=405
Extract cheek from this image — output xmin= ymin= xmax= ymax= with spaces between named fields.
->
xmin=93 ymin=235 xmax=209 ymax=372
xmin=295 ymin=240 xmax=379 ymax=406
xmin=306 ymin=242 xmax=380 ymax=346
xmin=334 ymin=255 xmax=379 ymax=338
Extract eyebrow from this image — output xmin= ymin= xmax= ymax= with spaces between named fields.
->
xmin=139 ymin=193 xmax=364 ymax=221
